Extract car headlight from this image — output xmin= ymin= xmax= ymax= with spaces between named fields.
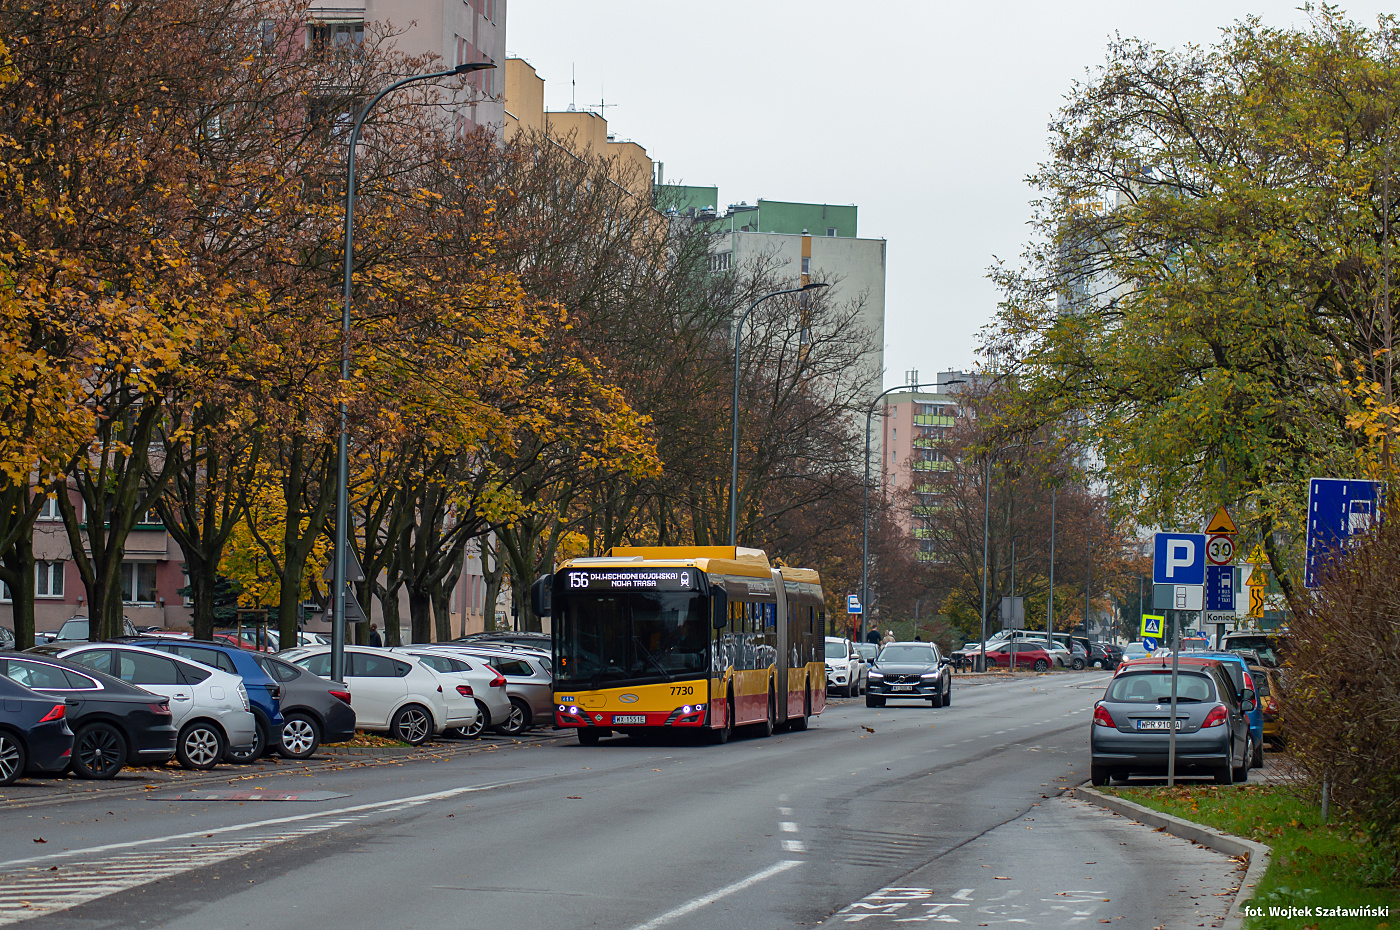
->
xmin=920 ymin=672 xmax=940 ymax=679
xmin=868 ymin=671 xmax=883 ymax=680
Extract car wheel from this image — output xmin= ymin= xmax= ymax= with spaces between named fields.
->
xmin=0 ymin=731 xmax=26 ymax=786
xmin=495 ymin=698 xmax=531 ymax=737
xmin=866 ymin=695 xmax=885 ymax=708
xmin=577 ymin=729 xmax=600 ymax=746
xmin=454 ymin=701 xmax=491 ymax=738
xmin=1233 ymin=739 xmax=1251 ymax=783
xmin=1251 ymin=736 xmax=1264 ymax=769
xmin=1090 ymin=764 xmax=1111 ymax=787
xmin=72 ymin=722 xmax=127 ymax=780
xmin=930 ymin=687 xmax=944 ymax=708
xmin=176 ymin=722 xmax=226 ymax=771
xmin=943 ymin=678 xmax=952 ymax=707
xmin=1072 ymin=658 xmax=1086 ymax=671
xmin=390 ymin=704 xmax=434 ymax=746
xmin=1033 ymin=659 xmax=1049 ymax=672
xmin=278 ymin=713 xmax=321 ymax=760
xmin=225 ymin=718 xmax=266 ymax=764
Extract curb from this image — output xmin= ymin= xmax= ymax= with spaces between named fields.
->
xmin=319 ymin=745 xmax=418 ymax=756
xmin=1072 ymin=785 xmax=1271 ymax=930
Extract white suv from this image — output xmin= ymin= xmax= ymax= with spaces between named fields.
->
xmin=280 ymin=646 xmax=452 ymax=746
xmin=824 ymin=636 xmax=867 ymax=697
xmin=60 ymin=643 xmax=255 ymax=770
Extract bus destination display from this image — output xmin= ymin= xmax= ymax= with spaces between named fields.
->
xmin=564 ymin=569 xmax=700 ymax=591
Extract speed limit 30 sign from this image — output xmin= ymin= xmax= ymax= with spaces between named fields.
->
xmin=1206 ymin=534 xmax=1235 ymax=565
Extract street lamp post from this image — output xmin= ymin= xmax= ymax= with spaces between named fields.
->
xmin=977 ymin=440 xmax=1043 ymax=671
xmin=728 ymin=282 xmax=828 ymax=547
xmin=857 ymin=379 xmax=965 ymax=642
xmin=332 ymin=61 xmax=495 ymax=685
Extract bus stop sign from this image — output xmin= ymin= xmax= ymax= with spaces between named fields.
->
xmin=847 ymin=595 xmax=862 ymax=614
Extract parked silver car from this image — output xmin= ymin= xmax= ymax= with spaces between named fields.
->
xmin=60 ymin=643 xmax=255 ymax=770
xmin=457 ymin=646 xmax=553 ymax=736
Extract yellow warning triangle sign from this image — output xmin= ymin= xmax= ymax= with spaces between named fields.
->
xmin=1246 ymin=543 xmax=1268 ymax=565
xmin=1205 ymin=506 xmax=1238 ymax=535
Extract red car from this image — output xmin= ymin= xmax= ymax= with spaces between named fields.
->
xmin=213 ymin=631 xmax=274 ymax=653
xmin=986 ymin=643 xmax=1051 ymax=672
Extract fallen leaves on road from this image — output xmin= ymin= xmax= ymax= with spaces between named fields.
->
xmin=993 ymin=876 xmax=1011 ymax=880
xmin=566 ymin=796 xmax=582 ymax=800
xmin=861 ymin=726 xmax=875 ymax=733
xmin=32 ymin=838 xmax=45 ymax=843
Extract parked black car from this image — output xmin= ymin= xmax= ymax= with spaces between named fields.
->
xmin=0 ymin=653 xmax=176 ymax=778
xmin=1090 ymin=664 xmax=1252 ymax=785
xmin=865 ymin=642 xmax=953 ymax=708
xmin=251 ymin=654 xmax=356 ymax=758
xmin=1073 ymin=638 xmax=1122 ymax=670
xmin=0 ymin=675 xmax=75 ymax=785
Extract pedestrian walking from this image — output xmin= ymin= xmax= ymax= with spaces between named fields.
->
xmin=866 ymin=628 xmax=881 ymax=645
xmin=882 ymin=629 xmax=895 ymax=645
xmin=368 ymin=622 xmax=382 ymax=648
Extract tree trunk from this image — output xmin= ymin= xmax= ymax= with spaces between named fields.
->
xmin=480 ymin=535 xmax=505 ymax=633
xmin=0 ymin=535 xmax=36 ymax=650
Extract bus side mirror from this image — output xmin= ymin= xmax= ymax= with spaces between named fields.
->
xmin=530 ymin=575 xmax=553 ymax=618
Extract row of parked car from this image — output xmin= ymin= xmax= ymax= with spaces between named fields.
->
xmin=1089 ymin=646 xmax=1275 ymax=785
xmin=0 ymin=628 xmax=556 ymax=786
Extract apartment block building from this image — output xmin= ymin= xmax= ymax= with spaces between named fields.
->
xmin=879 ymin=372 xmax=974 ymax=562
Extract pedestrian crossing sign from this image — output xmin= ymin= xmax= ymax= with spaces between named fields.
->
xmin=1140 ymin=614 xmax=1164 ymax=639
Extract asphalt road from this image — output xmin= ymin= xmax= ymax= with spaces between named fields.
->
xmin=0 ymin=673 xmax=1237 ymax=929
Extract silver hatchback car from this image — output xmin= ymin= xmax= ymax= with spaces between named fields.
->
xmin=458 ymin=646 xmax=553 ymax=736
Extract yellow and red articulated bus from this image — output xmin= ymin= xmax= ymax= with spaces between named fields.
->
xmin=533 ymin=546 xmax=827 ymax=745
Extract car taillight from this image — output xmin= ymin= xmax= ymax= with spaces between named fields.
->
xmin=1263 ymin=696 xmax=1278 ymax=714
xmin=456 ymin=685 xmax=474 ymax=697
xmin=1093 ymin=705 xmax=1115 ymax=728
xmin=485 ymin=665 xmax=506 ymax=689
xmin=267 ymin=684 xmax=281 ymax=700
xmin=38 ymin=704 xmax=66 ymax=723
xmin=147 ymin=702 xmax=171 ymax=717
xmin=330 ymin=689 xmax=352 ymax=705
xmin=1202 ymin=705 xmax=1228 ymax=728
xmin=1243 ymin=670 xmax=1255 ymax=693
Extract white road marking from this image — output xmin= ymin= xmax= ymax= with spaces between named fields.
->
xmin=625 ymin=860 xmax=803 ymax=930
xmin=781 ymin=839 xmax=806 ymax=852
xmin=778 ymin=807 xmax=793 ymax=816
xmin=780 ymin=822 xmax=798 ymax=833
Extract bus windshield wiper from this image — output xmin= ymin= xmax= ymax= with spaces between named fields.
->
xmin=632 ymin=637 xmax=671 ymax=681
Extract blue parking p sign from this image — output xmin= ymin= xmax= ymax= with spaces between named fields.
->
xmin=1154 ymin=533 xmax=1207 ymax=586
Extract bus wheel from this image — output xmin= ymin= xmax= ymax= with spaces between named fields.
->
xmin=577 ymin=730 xmax=600 ymax=746
xmin=710 ymin=695 xmax=733 ymax=745
xmin=757 ymin=689 xmax=775 ymax=738
xmin=790 ymin=686 xmax=810 ymax=731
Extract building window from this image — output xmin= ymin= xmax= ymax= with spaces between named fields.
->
xmin=891 ymin=449 xmax=896 ymax=463
xmin=37 ymin=496 xmax=61 ymax=521
xmin=310 ymin=20 xmax=365 ymax=52
xmin=893 ymin=428 xmax=897 ymax=441
xmin=36 ymin=561 xmax=64 ymax=598
xmin=709 ymin=252 xmax=732 ymax=273
xmin=801 ymin=257 xmax=811 ymax=274
xmin=121 ymin=562 xmax=158 ymax=605
xmin=826 ymin=227 xmax=836 ymax=237
xmin=1 ymin=561 xmax=65 ymax=600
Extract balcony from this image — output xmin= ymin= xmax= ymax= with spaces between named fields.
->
xmin=912 ymin=460 xmax=952 ymax=472
xmin=913 ymin=415 xmax=955 ymax=427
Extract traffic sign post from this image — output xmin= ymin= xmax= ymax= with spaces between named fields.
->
xmin=1206 ymin=535 xmax=1235 ymax=565
xmin=1205 ymin=506 xmax=1239 ymax=536
xmin=1154 ymin=533 xmax=1207 ymax=585
xmin=1305 ymin=478 xmax=1384 ymax=588
xmin=847 ymin=595 xmax=862 ymax=615
xmin=1140 ymin=613 xmax=1164 ymax=640
xmin=1246 ymin=565 xmax=1269 ymax=619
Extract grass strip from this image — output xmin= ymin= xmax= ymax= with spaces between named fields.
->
xmin=1108 ymin=784 xmax=1398 ymax=929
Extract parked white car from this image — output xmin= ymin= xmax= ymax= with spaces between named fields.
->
xmin=454 ymin=645 xmax=554 ymax=736
xmin=824 ymin=636 xmax=867 ymax=697
xmin=279 ymin=646 xmax=453 ymax=745
xmin=60 ymin=643 xmax=256 ymax=770
xmin=389 ymin=647 xmax=500 ymax=737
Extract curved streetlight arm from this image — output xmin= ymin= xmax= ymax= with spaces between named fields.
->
xmin=332 ymin=61 xmax=495 ymax=684
xmin=728 ymin=282 xmax=828 ymax=547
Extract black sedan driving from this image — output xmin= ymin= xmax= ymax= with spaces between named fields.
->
xmin=865 ymin=642 xmax=953 ymax=708
xmin=0 ymin=675 xmax=75 ymax=785
xmin=0 ymin=653 xmax=177 ymax=778
xmin=1090 ymin=664 xmax=1252 ymax=786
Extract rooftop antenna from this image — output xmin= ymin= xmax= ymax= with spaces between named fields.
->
xmin=592 ymin=84 xmax=618 ymax=120
xmin=569 ymin=63 xmax=576 ymax=111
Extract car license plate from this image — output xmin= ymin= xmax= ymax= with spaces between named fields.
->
xmin=892 ymin=684 xmax=914 ymax=692
xmin=1136 ymin=719 xmax=1183 ymax=731
xmin=612 ymin=714 xmax=646 ymax=725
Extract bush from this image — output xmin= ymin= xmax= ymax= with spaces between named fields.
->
xmin=1288 ymin=515 xmax=1400 ymax=885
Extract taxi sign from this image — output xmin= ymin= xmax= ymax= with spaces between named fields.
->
xmin=1205 ymin=506 xmax=1239 ymax=535
xmin=1140 ymin=613 xmax=1164 ymax=639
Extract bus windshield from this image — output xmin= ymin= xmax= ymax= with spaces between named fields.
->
xmin=555 ymin=591 xmax=710 ymax=688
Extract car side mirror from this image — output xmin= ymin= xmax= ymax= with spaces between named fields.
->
xmin=1241 ymin=688 xmax=1257 ymax=712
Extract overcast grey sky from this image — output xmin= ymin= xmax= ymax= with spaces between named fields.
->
xmin=509 ymin=2 xmax=1393 ymax=390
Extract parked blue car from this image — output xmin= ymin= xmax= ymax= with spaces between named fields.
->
xmin=125 ymin=639 xmax=284 ymax=763
xmin=1178 ymin=649 xmax=1264 ymax=769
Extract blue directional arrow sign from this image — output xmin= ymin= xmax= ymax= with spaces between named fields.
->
xmin=1306 ymin=478 xmax=1385 ymax=588
xmin=1143 ymin=638 xmax=1158 ymax=652
xmin=1205 ymin=565 xmax=1235 ymax=611
xmin=1154 ymin=533 xmax=1207 ymax=586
